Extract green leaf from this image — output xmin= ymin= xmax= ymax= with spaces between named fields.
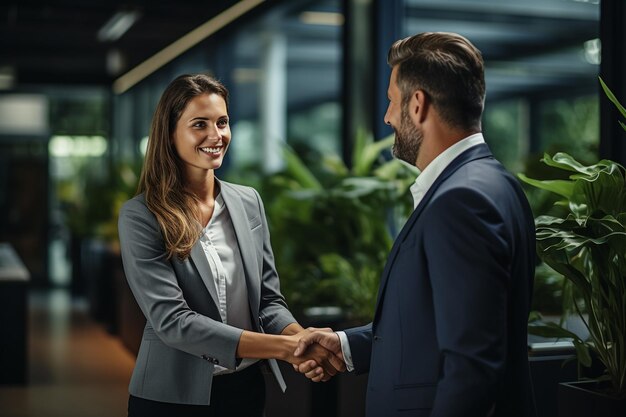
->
xmin=543 ymin=153 xmax=596 ymax=175
xmin=599 ymin=76 xmax=626 ymax=121
xmin=527 ymin=321 xmax=582 ymax=341
xmin=528 ymin=311 xmax=543 ymax=322
xmin=352 ymin=132 xmax=394 ymax=176
xmin=518 ymin=173 xmax=575 ymax=199
xmin=351 ymin=128 xmax=368 ymax=174
xmin=283 ymin=146 xmax=323 ymax=190
xmin=522 ymin=153 xmax=626 ymax=216
xmin=321 ymin=154 xmax=349 ymax=177
xmin=372 ymin=159 xmax=402 ymax=180
xmin=573 ymin=339 xmax=593 ymax=367
xmin=333 ymin=177 xmax=394 ymax=199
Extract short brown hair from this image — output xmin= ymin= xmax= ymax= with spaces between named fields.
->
xmin=388 ymin=32 xmax=485 ymax=131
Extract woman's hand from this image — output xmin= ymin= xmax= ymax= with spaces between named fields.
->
xmin=285 ymin=328 xmax=346 ymax=382
xmin=235 ymin=327 xmax=345 ymax=382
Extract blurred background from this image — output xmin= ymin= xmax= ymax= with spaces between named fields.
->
xmin=0 ymin=0 xmax=624 ymax=416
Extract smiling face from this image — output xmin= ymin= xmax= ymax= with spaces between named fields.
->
xmin=172 ymin=93 xmax=230 ymax=178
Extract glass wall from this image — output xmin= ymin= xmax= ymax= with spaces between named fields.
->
xmin=399 ymin=0 xmax=600 ymax=173
xmin=112 ymin=0 xmax=343 ymax=181
xmin=230 ymin=0 xmax=342 ymax=171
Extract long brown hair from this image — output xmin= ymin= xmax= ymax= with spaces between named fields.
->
xmin=137 ymin=73 xmax=229 ymax=259
xmin=388 ymin=32 xmax=485 ymax=131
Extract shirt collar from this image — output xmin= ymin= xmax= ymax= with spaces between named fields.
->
xmin=202 ymin=193 xmax=225 ymax=233
xmin=409 ymin=133 xmax=485 ymax=209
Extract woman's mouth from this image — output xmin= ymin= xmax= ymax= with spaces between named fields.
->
xmin=199 ymin=146 xmax=222 ymax=155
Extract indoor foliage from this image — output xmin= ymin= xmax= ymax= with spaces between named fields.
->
xmin=519 ymin=78 xmax=626 ymax=397
xmin=263 ymin=132 xmax=417 ymax=323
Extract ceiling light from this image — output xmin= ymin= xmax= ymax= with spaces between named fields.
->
xmin=583 ymin=38 xmax=601 ymax=65
xmin=106 ymin=49 xmax=125 ymax=75
xmin=0 ymin=66 xmax=15 ymax=90
xmin=299 ymin=11 xmax=344 ymax=26
xmin=97 ymin=11 xmax=141 ymax=42
xmin=49 ymin=136 xmax=108 ymax=157
xmin=139 ymin=136 xmax=149 ymax=156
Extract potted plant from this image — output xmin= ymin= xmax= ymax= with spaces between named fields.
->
xmin=519 ymin=79 xmax=626 ymax=416
xmin=256 ymin=131 xmax=417 ymax=324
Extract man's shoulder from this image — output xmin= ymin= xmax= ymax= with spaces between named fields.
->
xmin=429 ymin=157 xmax=521 ymax=212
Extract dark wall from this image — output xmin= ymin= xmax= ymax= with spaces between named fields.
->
xmin=0 ymin=139 xmax=49 ymax=287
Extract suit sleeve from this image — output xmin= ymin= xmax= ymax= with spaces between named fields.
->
xmin=118 ymin=198 xmax=243 ymax=369
xmin=252 ymin=190 xmax=297 ymax=335
xmin=344 ymin=323 xmax=373 ymax=374
xmin=423 ymin=188 xmax=510 ymax=417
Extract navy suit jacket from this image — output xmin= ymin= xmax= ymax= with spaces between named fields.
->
xmin=345 ymin=144 xmax=536 ymax=417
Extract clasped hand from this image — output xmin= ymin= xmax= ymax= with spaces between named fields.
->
xmin=286 ymin=328 xmax=345 ymax=382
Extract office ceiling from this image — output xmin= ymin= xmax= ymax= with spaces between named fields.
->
xmin=0 ymin=0 xmax=600 ymax=102
xmin=0 ymin=0 xmax=242 ymax=88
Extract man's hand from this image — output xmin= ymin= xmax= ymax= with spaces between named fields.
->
xmin=293 ymin=329 xmax=344 ymax=382
xmin=281 ymin=328 xmax=344 ymax=382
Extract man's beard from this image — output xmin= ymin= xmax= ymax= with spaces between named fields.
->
xmin=391 ymin=105 xmax=422 ymax=166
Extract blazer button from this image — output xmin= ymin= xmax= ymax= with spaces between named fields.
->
xmin=374 ymin=336 xmax=381 ymax=341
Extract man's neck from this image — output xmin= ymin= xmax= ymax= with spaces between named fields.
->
xmin=416 ymin=127 xmax=479 ymax=170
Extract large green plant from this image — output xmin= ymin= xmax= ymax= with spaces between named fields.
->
xmin=519 ymin=80 xmax=626 ymax=397
xmin=263 ymin=132 xmax=417 ymax=322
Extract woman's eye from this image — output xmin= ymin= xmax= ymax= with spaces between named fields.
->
xmin=218 ymin=119 xmax=229 ymax=128
xmin=192 ymin=121 xmax=206 ymax=128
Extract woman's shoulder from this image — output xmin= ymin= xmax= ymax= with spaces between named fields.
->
xmin=118 ymin=193 xmax=164 ymax=243
xmin=121 ymin=192 xmax=146 ymax=207
xmin=219 ymin=180 xmax=259 ymax=200
xmin=218 ymin=180 xmax=266 ymax=217
xmin=119 ymin=193 xmax=152 ymax=218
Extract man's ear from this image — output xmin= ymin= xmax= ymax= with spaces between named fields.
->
xmin=409 ymin=90 xmax=429 ymax=125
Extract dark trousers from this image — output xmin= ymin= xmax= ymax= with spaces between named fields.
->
xmin=128 ymin=363 xmax=266 ymax=417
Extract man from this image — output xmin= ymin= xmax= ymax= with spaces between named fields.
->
xmin=295 ymin=32 xmax=537 ymax=417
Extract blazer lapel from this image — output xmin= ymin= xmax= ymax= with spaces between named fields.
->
xmin=219 ymin=181 xmax=261 ymax=323
xmin=190 ymin=241 xmax=220 ymax=311
xmin=373 ymin=144 xmax=493 ymax=325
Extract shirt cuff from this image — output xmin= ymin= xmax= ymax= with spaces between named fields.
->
xmin=337 ymin=331 xmax=354 ymax=372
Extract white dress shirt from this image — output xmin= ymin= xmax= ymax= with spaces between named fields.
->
xmin=338 ymin=133 xmax=486 ymax=371
xmin=199 ymin=193 xmax=256 ymax=374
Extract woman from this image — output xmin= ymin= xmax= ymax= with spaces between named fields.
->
xmin=118 ymin=74 xmax=342 ymax=417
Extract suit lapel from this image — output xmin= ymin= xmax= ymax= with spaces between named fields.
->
xmin=219 ymin=181 xmax=261 ymax=323
xmin=373 ymin=144 xmax=493 ymax=325
xmin=190 ymin=241 xmax=220 ymax=310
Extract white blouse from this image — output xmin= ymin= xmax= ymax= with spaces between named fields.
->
xmin=199 ymin=193 xmax=256 ymax=374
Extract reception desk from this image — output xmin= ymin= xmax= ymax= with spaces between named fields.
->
xmin=0 ymin=242 xmax=30 ymax=385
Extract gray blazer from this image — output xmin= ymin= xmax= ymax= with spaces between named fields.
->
xmin=118 ymin=180 xmax=296 ymax=405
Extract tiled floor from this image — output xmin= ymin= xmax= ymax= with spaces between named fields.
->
xmin=0 ymin=289 xmax=135 ymax=417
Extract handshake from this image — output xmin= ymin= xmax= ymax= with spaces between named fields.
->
xmin=283 ymin=328 xmax=345 ymax=383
